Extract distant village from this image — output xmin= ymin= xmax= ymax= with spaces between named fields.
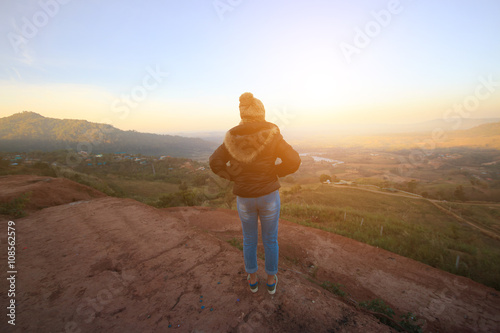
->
xmin=3 ymin=154 xmax=39 ymax=167
xmin=2 ymin=151 xmax=206 ymax=172
xmin=3 ymin=148 xmax=498 ymax=193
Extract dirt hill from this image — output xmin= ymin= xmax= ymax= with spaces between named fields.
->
xmin=1 ymin=176 xmax=499 ymax=332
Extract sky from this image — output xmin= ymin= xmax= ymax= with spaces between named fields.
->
xmin=0 ymin=0 xmax=499 ymax=134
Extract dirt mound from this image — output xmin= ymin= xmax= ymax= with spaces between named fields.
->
xmin=1 ymin=175 xmax=499 ymax=332
xmin=0 ymin=175 xmax=106 ymax=211
xmin=1 ymin=197 xmax=390 ymax=332
xmin=169 ymin=207 xmax=500 ymax=332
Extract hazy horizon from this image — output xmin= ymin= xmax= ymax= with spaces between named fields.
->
xmin=3 ymin=110 xmax=500 ymax=138
xmin=3 ymin=111 xmax=499 ymax=153
xmin=1 ymin=1 xmax=499 ymax=133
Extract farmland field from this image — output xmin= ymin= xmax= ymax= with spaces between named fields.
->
xmin=280 ymin=184 xmax=500 ymax=290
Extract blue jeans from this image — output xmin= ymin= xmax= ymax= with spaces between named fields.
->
xmin=236 ymin=190 xmax=280 ymax=276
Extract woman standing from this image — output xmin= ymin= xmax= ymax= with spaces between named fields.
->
xmin=209 ymin=92 xmax=301 ymax=294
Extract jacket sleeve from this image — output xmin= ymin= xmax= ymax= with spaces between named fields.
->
xmin=209 ymin=144 xmax=232 ymax=180
xmin=275 ymin=138 xmax=301 ymax=177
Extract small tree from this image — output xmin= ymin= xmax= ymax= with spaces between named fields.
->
xmin=290 ymin=184 xmax=302 ymax=194
xmin=319 ymin=174 xmax=331 ymax=183
xmin=407 ymin=179 xmax=418 ymax=193
xmin=192 ymin=174 xmax=208 ymax=186
xmin=179 ymin=181 xmax=188 ymax=191
xmin=454 ymin=185 xmax=466 ymax=201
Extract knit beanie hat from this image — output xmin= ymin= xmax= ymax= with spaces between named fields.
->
xmin=239 ymin=92 xmax=265 ymax=122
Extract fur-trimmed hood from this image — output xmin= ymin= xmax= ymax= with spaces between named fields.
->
xmin=224 ymin=122 xmax=280 ymax=163
xmin=210 ymin=120 xmax=300 ymax=197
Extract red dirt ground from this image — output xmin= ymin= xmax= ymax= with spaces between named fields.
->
xmin=0 ymin=175 xmax=106 ymax=210
xmin=1 ymin=175 xmax=499 ymax=332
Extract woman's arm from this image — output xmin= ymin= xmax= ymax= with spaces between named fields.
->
xmin=275 ymin=139 xmax=301 ymax=177
xmin=209 ymin=144 xmax=232 ymax=180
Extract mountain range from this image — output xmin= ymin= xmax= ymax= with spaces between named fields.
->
xmin=0 ymin=112 xmax=218 ymax=158
xmin=1 ymin=112 xmax=499 ymax=154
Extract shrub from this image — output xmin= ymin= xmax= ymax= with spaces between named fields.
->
xmin=454 ymin=185 xmax=467 ymax=201
xmin=192 ymin=174 xmax=208 ymax=186
xmin=227 ymin=237 xmax=243 ymax=250
xmin=319 ymin=174 xmax=331 ymax=183
xmin=359 ymin=299 xmax=423 ymax=332
xmin=399 ymin=313 xmax=423 ymax=333
xmin=321 ymin=281 xmax=346 ymax=297
xmin=179 ymin=181 xmax=188 ymax=191
xmin=0 ymin=192 xmax=31 ymax=218
xmin=290 ymin=184 xmax=302 ymax=194
xmin=359 ymin=299 xmax=395 ymax=323
xmin=155 ymin=189 xmax=205 ymax=208
xmin=32 ymin=161 xmax=57 ymax=177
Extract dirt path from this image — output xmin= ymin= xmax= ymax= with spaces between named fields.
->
xmin=428 ymin=200 xmax=500 ymax=241
xmin=329 ymin=184 xmax=500 ymax=208
xmin=0 ymin=175 xmax=499 ymax=332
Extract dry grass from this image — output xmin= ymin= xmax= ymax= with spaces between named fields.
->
xmin=280 ymin=185 xmax=500 ymax=290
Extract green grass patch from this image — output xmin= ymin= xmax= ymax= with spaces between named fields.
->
xmin=112 ymin=179 xmax=179 ymax=200
xmin=446 ymin=202 xmax=500 ymax=232
xmin=281 ymin=186 xmax=500 ymax=290
xmin=0 ymin=192 xmax=31 ymax=218
xmin=359 ymin=299 xmax=423 ymax=333
xmin=227 ymin=237 xmax=243 ymax=251
xmin=359 ymin=299 xmax=395 ymax=324
xmin=321 ymin=281 xmax=346 ymax=297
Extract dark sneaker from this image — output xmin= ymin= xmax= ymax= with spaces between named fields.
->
xmin=267 ymin=275 xmax=278 ymax=295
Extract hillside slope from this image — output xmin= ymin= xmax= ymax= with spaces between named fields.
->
xmin=1 ymin=176 xmax=499 ymax=332
xmin=0 ymin=112 xmax=217 ymax=158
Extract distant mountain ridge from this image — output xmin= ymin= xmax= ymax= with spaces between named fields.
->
xmin=389 ymin=117 xmax=500 ymax=134
xmin=324 ymin=120 xmax=500 ymax=150
xmin=0 ymin=112 xmax=218 ymax=158
xmin=456 ymin=121 xmax=500 ymax=136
